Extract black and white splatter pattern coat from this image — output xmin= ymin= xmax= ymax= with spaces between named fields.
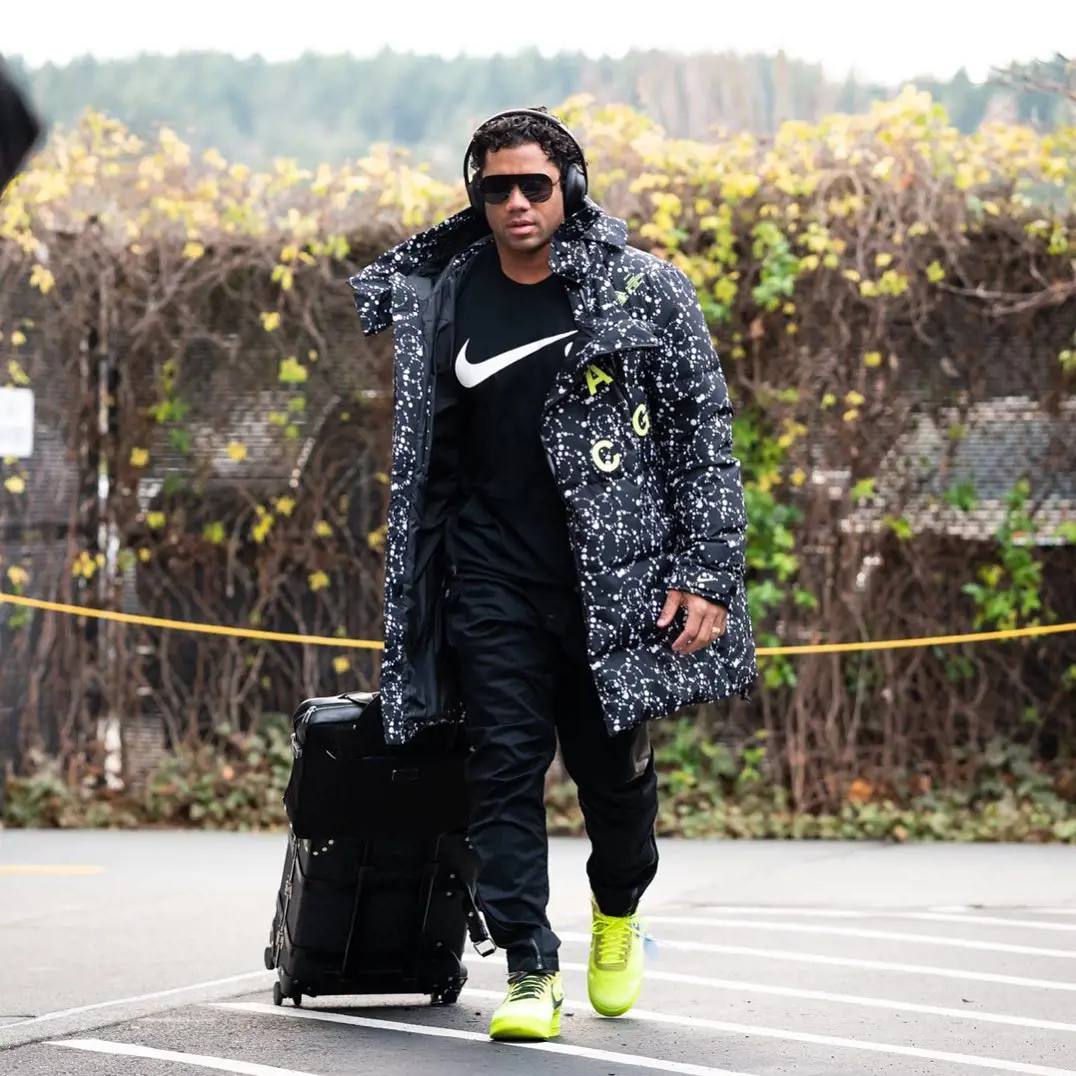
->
xmin=349 ymin=196 xmax=756 ymax=744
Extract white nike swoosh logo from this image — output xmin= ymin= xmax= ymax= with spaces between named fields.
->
xmin=455 ymin=330 xmax=577 ymax=389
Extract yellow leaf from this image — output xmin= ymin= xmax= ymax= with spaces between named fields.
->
xmin=3 ymin=475 xmax=26 ymax=495
xmin=272 ymin=264 xmax=295 ymax=291
xmin=252 ymin=511 xmax=274 ymax=543
xmin=71 ymin=550 xmax=97 ymax=579
xmin=332 ymin=655 xmax=350 ymax=675
xmin=845 ymin=390 xmax=865 ymax=406
xmin=6 ymin=360 xmax=30 ymax=386
xmin=308 ymin=570 xmax=330 ymax=592
xmin=183 ymin=241 xmax=205 ymax=260
xmin=843 ymin=408 xmax=860 ymax=423
xmin=875 ymin=253 xmax=893 ymax=268
xmin=260 ymin=312 xmax=281 ymax=332
xmin=129 ymin=447 xmax=149 ymax=467
xmin=274 ymin=496 xmax=295 ymax=517
xmin=367 ymin=524 xmax=387 ymax=552
xmin=315 ymin=520 xmax=333 ymax=537
xmin=790 ymin=468 xmax=807 ymax=487
xmin=871 ymin=156 xmax=894 ymax=179
xmin=863 ymin=351 xmax=883 ymax=368
xmin=10 ymin=330 xmax=26 ymax=347
xmin=29 ymin=264 xmax=55 ymax=294
xmin=137 ymin=547 xmax=151 ymax=563
xmin=926 ymin=260 xmax=946 ymax=283
xmin=6 ymin=565 xmax=29 ymax=588
xmin=227 ymin=441 xmax=248 ymax=462
xmin=821 ymin=392 xmax=837 ymax=409
xmin=145 ymin=511 xmax=166 ymax=530
xmin=278 ymin=357 xmax=308 ymax=384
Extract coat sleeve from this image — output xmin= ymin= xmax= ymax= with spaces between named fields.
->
xmin=643 ymin=263 xmax=748 ymax=608
xmin=0 ymin=60 xmax=43 ymax=195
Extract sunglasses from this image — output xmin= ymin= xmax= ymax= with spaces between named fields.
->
xmin=477 ymin=173 xmax=556 ymax=204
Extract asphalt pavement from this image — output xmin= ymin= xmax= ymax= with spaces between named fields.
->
xmin=2 ymin=830 xmax=1076 ymax=1074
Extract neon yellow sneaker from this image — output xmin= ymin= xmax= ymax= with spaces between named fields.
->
xmin=488 ymin=971 xmax=564 ymax=1041
xmin=587 ymin=895 xmax=646 ymax=1017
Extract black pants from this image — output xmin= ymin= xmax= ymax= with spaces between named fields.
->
xmin=445 ymin=573 xmax=659 ymax=973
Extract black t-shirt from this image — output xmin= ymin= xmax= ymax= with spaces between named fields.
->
xmin=445 ymin=244 xmax=581 ymax=591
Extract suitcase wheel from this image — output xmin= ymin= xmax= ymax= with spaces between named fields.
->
xmin=430 ymin=986 xmax=461 ymax=1006
xmin=263 ymin=946 xmax=275 ymax=971
xmin=273 ymin=978 xmax=303 ymax=1007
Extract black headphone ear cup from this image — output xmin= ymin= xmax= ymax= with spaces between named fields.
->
xmin=464 ymin=146 xmax=483 ymax=216
xmin=467 ymin=174 xmax=483 ymax=216
xmin=562 ymin=161 xmax=587 ymax=215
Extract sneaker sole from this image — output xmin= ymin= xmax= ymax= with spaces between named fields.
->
xmin=489 ymin=1010 xmax=562 ymax=1041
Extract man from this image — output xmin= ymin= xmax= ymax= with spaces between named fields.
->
xmin=0 ymin=58 xmax=42 ymax=196
xmin=349 ymin=107 xmax=755 ymax=1041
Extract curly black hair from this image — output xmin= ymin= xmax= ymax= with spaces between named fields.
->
xmin=466 ymin=106 xmax=585 ymax=180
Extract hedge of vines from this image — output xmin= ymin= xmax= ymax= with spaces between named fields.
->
xmin=1 ymin=88 xmax=1074 ymax=820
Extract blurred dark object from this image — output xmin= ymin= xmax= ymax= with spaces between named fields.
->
xmin=0 ymin=57 xmax=43 ymax=195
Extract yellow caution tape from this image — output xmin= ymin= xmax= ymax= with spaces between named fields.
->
xmin=0 ymin=592 xmax=382 ymax=650
xmin=1 ymin=590 xmax=1075 ymax=657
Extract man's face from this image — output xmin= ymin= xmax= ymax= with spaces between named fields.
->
xmin=478 ymin=142 xmax=565 ymax=254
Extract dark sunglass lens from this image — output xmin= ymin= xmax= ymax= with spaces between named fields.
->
xmin=479 ymin=174 xmax=554 ymax=204
xmin=480 ymin=177 xmax=512 ymax=203
xmin=518 ymin=176 xmax=554 ymax=203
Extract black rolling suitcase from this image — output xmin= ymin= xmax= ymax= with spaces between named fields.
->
xmin=264 ymin=691 xmax=494 ymax=1008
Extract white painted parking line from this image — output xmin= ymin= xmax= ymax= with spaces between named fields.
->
xmin=898 ymin=912 xmax=1076 ymax=934
xmin=3 ymin=971 xmax=273 ymax=1032
xmin=214 ymin=1001 xmax=759 ymax=1076
xmin=465 ymin=988 xmax=1076 ymax=1076
xmin=552 ymin=961 xmax=1076 ymax=1034
xmin=558 ymin=933 xmax=1076 ymax=992
xmin=646 ymin=916 xmax=1076 ymax=960
xmin=675 ymin=907 xmax=871 ymax=918
xmin=689 ymin=906 xmax=1076 ymax=932
xmin=48 ymin=1038 xmax=317 ymax=1076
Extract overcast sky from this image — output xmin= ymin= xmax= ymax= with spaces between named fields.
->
xmin=6 ymin=1 xmax=1073 ymax=85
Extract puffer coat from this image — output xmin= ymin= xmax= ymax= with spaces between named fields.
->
xmin=349 ymin=196 xmax=756 ymax=744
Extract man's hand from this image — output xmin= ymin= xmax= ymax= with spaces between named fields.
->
xmin=657 ymin=589 xmax=728 ymax=655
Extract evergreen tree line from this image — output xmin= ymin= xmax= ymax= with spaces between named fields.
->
xmin=4 ymin=48 xmax=1072 ymax=173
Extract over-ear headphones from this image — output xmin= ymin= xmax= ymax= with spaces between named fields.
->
xmin=462 ymin=107 xmax=589 ymax=219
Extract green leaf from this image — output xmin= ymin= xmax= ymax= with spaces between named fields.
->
xmin=944 ymin=480 xmax=978 ymax=512
xmin=850 ymin=477 xmax=876 ymax=503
